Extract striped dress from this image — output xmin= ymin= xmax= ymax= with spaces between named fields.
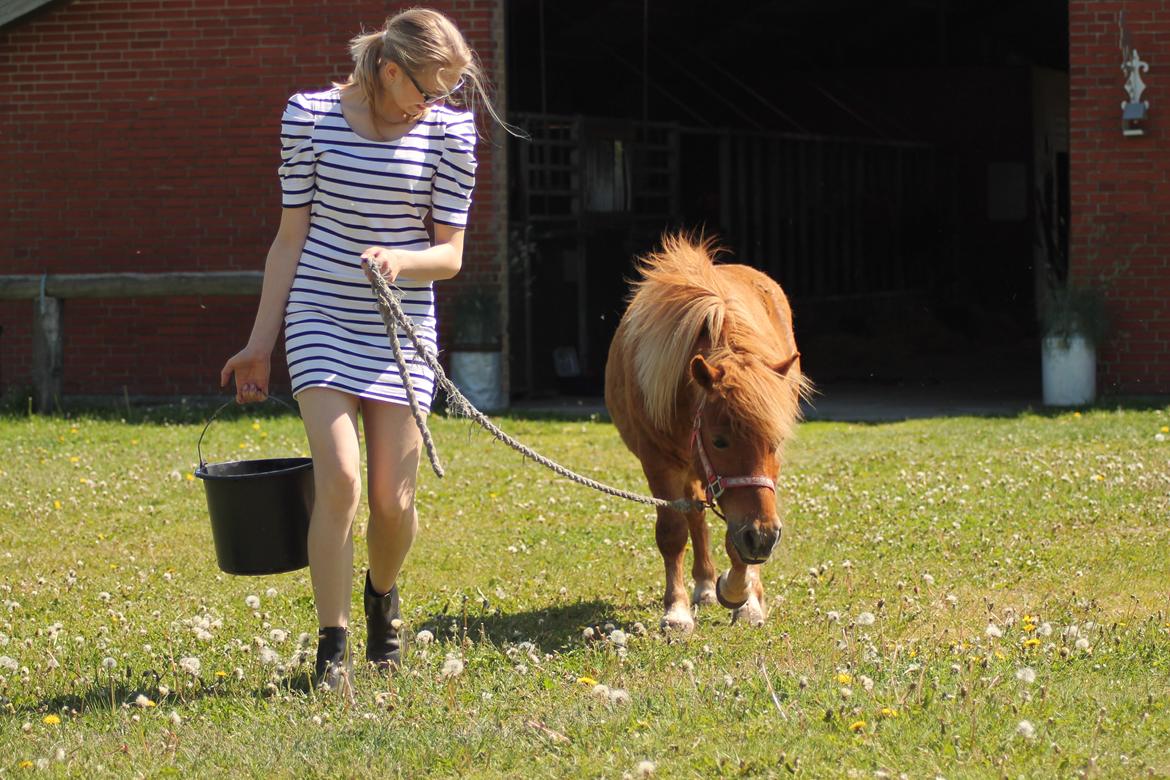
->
xmin=277 ymin=88 xmax=477 ymax=410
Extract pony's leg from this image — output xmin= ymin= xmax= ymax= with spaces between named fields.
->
xmin=718 ymin=543 xmax=768 ymax=627
xmin=686 ymin=479 xmax=717 ymax=606
xmin=646 ymin=470 xmax=694 ymax=633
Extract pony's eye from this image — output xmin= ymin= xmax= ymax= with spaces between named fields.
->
xmin=711 ymin=435 xmax=731 ymax=450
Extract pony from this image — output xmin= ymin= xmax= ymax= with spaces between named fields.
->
xmin=605 ymin=233 xmax=810 ymax=630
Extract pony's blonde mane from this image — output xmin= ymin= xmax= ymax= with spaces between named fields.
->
xmin=623 ymin=234 xmax=808 ymax=445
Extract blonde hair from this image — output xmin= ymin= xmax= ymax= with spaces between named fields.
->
xmin=340 ymin=8 xmax=510 ymax=132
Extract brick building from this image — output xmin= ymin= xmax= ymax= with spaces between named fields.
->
xmin=0 ymin=0 xmax=506 ymax=401
xmin=1 ymin=1 xmax=1168 ymax=404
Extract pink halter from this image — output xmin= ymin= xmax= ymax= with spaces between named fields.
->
xmin=690 ymin=398 xmax=776 ymax=516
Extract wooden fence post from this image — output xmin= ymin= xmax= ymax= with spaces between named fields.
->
xmin=32 ymin=294 xmax=63 ymax=412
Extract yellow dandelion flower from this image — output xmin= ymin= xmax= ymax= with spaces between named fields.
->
xmin=576 ymin=676 xmax=599 ymax=686
xmin=260 ymin=432 xmax=268 ymax=438
xmin=849 ymin=720 xmax=866 ymax=732
xmin=238 ymin=443 xmax=247 ymax=449
xmin=19 ymin=760 xmax=33 ymax=768
xmin=186 ymin=473 xmax=195 ymax=481
xmin=43 ymin=714 xmax=61 ymax=725
xmin=837 ymin=672 xmax=852 ymax=684
xmin=131 ymin=438 xmax=139 ymax=445
xmin=79 ymin=477 xmax=87 ymax=484
xmin=252 ymin=422 xmax=261 ymax=430
xmin=1023 ymin=623 xmax=1037 ymax=633
xmin=1023 ymin=638 xmax=1041 ymax=648
xmin=995 ymin=650 xmax=1006 ymax=660
xmin=1092 ymin=474 xmax=1104 ymax=482
xmin=1161 ymin=426 xmax=1169 ymax=433
xmin=109 ymin=564 xmax=118 ymax=570
xmin=70 ymin=427 xmax=79 ymax=433
xmin=69 ymin=456 xmax=79 ymax=463
xmin=908 ymin=649 xmax=917 ymax=658
xmin=216 ymin=671 xmax=228 ymax=678
xmin=53 ymin=500 xmax=62 ymax=510
xmin=879 ymin=707 xmax=898 ymax=718
xmin=1072 ymin=412 xmax=1081 ymax=418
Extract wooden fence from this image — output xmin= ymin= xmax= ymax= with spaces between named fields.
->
xmin=0 ymin=272 xmax=262 ymax=412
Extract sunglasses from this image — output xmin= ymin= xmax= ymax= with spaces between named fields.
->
xmin=401 ymin=66 xmax=465 ymax=105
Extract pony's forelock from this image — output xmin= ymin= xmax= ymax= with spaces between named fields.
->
xmin=623 ymin=233 xmax=806 ymax=440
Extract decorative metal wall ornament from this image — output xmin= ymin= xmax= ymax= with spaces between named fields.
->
xmin=1119 ymin=11 xmax=1150 ymax=137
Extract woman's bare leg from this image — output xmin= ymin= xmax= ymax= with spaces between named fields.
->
xmin=361 ymin=399 xmax=423 ymax=594
xmin=297 ymin=387 xmax=362 ymax=628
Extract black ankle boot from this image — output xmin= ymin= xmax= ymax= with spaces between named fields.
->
xmin=313 ymin=626 xmax=351 ymax=691
xmin=364 ymin=571 xmax=403 ymax=670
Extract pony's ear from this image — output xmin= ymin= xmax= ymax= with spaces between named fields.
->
xmin=690 ymin=355 xmax=723 ymax=390
xmin=772 ymin=351 xmax=800 ymax=376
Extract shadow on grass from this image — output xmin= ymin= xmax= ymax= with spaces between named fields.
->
xmin=418 ymin=599 xmax=620 ymax=655
xmin=17 ymin=664 xmax=340 ymax=718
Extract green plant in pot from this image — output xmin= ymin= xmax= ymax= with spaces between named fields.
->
xmin=452 ymin=287 xmax=502 ymax=351
xmin=1039 ymin=283 xmax=1108 ymax=406
xmin=449 ymin=286 xmax=506 ymax=411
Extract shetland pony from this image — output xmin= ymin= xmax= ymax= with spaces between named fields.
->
xmin=605 ymin=234 xmax=809 ymax=630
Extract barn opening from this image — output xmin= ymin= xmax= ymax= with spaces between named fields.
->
xmin=504 ymin=0 xmax=1069 ymax=403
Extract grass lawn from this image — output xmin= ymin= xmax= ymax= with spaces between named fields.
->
xmin=0 ymin=400 xmax=1168 ymax=778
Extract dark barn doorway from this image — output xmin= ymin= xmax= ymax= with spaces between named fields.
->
xmin=505 ymin=1 xmax=1069 ymax=401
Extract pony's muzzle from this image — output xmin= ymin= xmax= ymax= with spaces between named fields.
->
xmin=734 ymin=522 xmax=781 ymax=564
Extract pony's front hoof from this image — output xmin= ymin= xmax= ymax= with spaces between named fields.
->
xmin=715 ymin=573 xmax=749 ymax=610
xmin=692 ymin=579 xmax=718 ymax=606
xmin=731 ymin=594 xmax=767 ymax=627
xmin=660 ymin=604 xmax=695 ymax=634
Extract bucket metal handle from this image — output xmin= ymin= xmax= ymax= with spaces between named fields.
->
xmin=197 ymin=395 xmax=299 ymax=469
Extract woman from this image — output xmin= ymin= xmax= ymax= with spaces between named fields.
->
xmin=220 ymin=8 xmax=502 ymax=690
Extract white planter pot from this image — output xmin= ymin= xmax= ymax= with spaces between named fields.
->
xmin=450 ymin=350 xmax=505 ymax=412
xmin=1041 ymin=335 xmax=1096 ymax=406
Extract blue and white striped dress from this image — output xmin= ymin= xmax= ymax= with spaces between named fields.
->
xmin=277 ymin=88 xmax=477 ymax=410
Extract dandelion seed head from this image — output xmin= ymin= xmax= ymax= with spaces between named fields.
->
xmin=265 ymin=587 xmax=278 ymax=599
xmin=1075 ymin=637 xmax=1090 ymax=651
xmin=827 ymin=611 xmax=841 ymax=623
xmin=259 ymin=647 xmax=279 ymax=666
xmin=440 ymin=657 xmax=464 ymax=678
xmin=415 ymin=629 xmax=434 ymax=646
xmin=591 ymin=683 xmax=611 ymax=699
xmin=681 ymin=659 xmax=695 ymax=673
xmin=609 ymin=687 xmax=631 ymax=705
xmin=179 ymin=656 xmax=201 ymax=677
xmin=169 ymin=711 xmax=181 ymax=727
xmin=1017 ymin=719 xmax=1036 ymax=739
xmin=1037 ymin=622 xmax=1053 ymax=636
xmin=101 ymin=657 xmax=116 ymax=670
xmin=1016 ymin=667 xmax=1036 ymax=684
xmin=269 ymin=629 xmax=288 ymax=644
xmin=856 ymin=612 xmax=876 ymax=626
xmin=636 ymin=759 xmax=657 ymax=777
xmin=986 ymin=624 xmax=1003 ymax=639
xmin=244 ymin=595 xmax=260 ymax=610
xmin=133 ymin=694 xmax=155 ymax=708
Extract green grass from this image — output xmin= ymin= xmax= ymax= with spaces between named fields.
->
xmin=1 ymin=402 xmax=1168 ymax=777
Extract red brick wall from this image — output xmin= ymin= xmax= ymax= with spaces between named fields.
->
xmin=1069 ymin=0 xmax=1170 ymax=395
xmin=0 ymin=0 xmax=505 ymax=399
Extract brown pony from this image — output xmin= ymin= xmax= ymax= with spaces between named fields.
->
xmin=605 ymin=234 xmax=810 ymax=630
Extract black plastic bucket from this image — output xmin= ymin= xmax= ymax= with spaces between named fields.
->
xmin=193 ymin=398 xmax=314 ymax=576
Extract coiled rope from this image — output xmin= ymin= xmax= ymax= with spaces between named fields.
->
xmin=367 ymin=270 xmax=702 ymax=514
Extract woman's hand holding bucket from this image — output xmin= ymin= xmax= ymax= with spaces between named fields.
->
xmin=220 ymin=345 xmax=271 ymax=404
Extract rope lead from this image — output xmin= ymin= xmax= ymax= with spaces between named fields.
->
xmin=367 ymin=271 xmax=702 ymax=514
